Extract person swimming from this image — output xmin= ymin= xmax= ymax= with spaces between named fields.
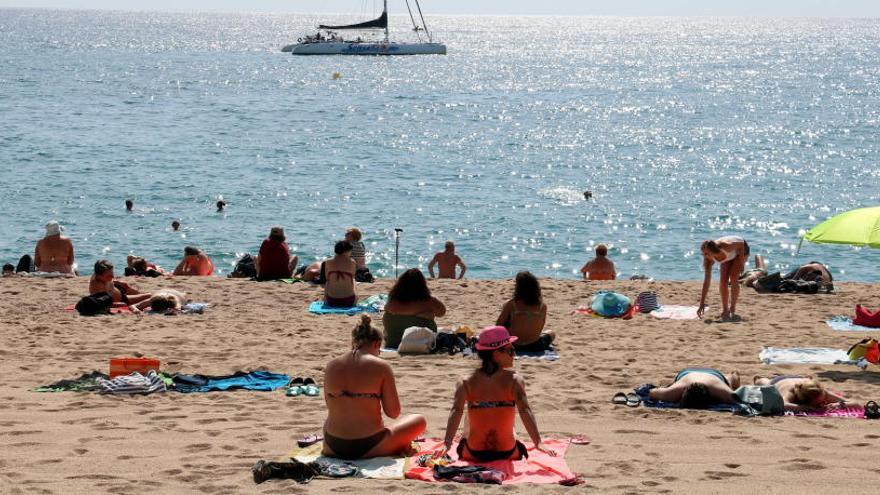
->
xmin=648 ymin=368 xmax=742 ymax=408
xmin=435 ymin=326 xmax=556 ymax=461
xmin=698 ymin=236 xmax=749 ymax=320
xmin=321 ymin=315 xmax=426 ymax=460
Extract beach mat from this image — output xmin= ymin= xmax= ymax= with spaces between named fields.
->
xmin=287 ymin=442 xmax=407 ymax=479
xmin=406 ymin=438 xmax=577 ymax=485
xmin=786 ymin=406 xmax=866 ymax=419
xmin=650 ymin=305 xmax=702 ymax=320
xmin=758 ymin=347 xmax=851 ymax=365
xmin=634 ymin=384 xmax=742 ymax=412
xmin=172 ymin=371 xmax=289 ymax=393
xmin=827 ymin=316 xmax=880 ymax=332
xmin=308 ymin=295 xmax=387 ymax=315
xmin=574 ymin=305 xmax=637 ymax=319
xmin=515 ymin=349 xmax=560 ymax=361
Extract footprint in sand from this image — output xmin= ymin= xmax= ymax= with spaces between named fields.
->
xmin=780 ymin=459 xmax=827 ymax=471
xmin=183 ymin=443 xmax=212 ymax=453
xmin=703 ymin=471 xmax=748 ymax=480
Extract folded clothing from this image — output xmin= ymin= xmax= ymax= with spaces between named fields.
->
xmin=172 ymin=371 xmax=290 ymax=393
xmin=406 ymin=438 xmax=577 ymax=485
xmin=288 ymin=442 xmax=407 ymax=480
xmin=96 ymin=371 xmax=166 ymax=395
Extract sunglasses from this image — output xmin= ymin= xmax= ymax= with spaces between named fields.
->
xmin=496 ymin=346 xmax=515 ymax=356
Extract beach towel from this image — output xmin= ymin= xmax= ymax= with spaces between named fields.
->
xmin=634 ymin=384 xmax=743 ymax=412
xmin=758 ymin=347 xmax=852 ymax=365
xmin=650 ymin=305 xmax=702 ymax=320
xmin=287 ymin=442 xmax=407 ymax=479
xmin=785 ymin=405 xmax=866 ymax=419
xmin=63 ymin=302 xmax=133 ymax=314
xmin=276 ymin=278 xmax=304 ymax=284
xmin=96 ymin=371 xmax=167 ymax=395
xmin=827 ymin=316 xmax=880 ymax=332
xmin=31 ymin=371 xmax=109 ymax=392
xmin=574 ymin=304 xmax=637 ymax=319
xmin=308 ymin=294 xmax=387 ymax=315
xmin=405 ymin=438 xmax=577 ymax=485
xmin=515 ymin=349 xmax=560 ymax=361
xmin=172 ymin=371 xmax=290 ymax=393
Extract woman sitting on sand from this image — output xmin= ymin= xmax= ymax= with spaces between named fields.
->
xmin=322 ymin=315 xmax=426 ymax=460
xmin=129 ymin=289 xmax=188 ymax=314
xmin=255 ymin=226 xmax=298 ymax=281
xmin=173 ymin=246 xmax=214 ymax=276
xmin=435 ymin=326 xmax=556 ymax=461
xmin=754 ymin=375 xmax=850 ymax=411
xmin=698 ymin=236 xmax=749 ymax=320
xmin=649 ymin=368 xmax=741 ymax=409
xmin=323 ymin=241 xmax=357 ymax=307
xmin=496 ymin=271 xmax=555 ymax=352
xmin=382 ymin=268 xmax=446 ymax=348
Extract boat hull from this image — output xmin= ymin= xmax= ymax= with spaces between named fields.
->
xmin=284 ymin=42 xmax=446 ymax=56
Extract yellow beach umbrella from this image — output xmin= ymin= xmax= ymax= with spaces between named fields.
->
xmin=800 ymin=206 xmax=880 ymax=250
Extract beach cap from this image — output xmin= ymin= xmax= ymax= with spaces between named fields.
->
xmin=45 ymin=221 xmax=62 ymax=236
xmin=475 ymin=326 xmax=518 ymax=351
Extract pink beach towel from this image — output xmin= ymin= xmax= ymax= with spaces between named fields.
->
xmin=405 ymin=438 xmax=579 ymax=485
xmin=786 ymin=406 xmax=866 ymax=419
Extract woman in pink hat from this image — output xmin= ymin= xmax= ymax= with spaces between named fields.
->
xmin=435 ymin=326 xmax=556 ymax=461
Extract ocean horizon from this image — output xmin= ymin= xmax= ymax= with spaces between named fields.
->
xmin=1 ymin=9 xmax=878 ymax=280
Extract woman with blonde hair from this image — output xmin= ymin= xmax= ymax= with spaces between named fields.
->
xmin=697 ymin=236 xmax=749 ymax=320
xmin=322 ymin=315 xmax=426 ymax=460
xmin=753 ymin=375 xmax=850 ymax=411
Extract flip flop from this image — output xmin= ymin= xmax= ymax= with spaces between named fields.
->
xmin=612 ymin=392 xmax=628 ymax=405
xmin=866 ymin=401 xmax=880 ymax=419
xmin=570 ymin=435 xmax=591 ymax=445
xmin=625 ymin=393 xmax=641 ymax=408
xmin=297 ymin=434 xmax=323 ymax=448
xmin=286 ymin=377 xmax=304 ymax=397
xmin=302 ymin=377 xmax=321 ymax=397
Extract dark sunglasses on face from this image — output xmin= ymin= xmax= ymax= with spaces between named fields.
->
xmin=496 ymin=346 xmax=515 ymax=356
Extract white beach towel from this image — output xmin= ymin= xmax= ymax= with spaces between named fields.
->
xmin=650 ymin=305 xmax=702 ymax=320
xmin=758 ymin=347 xmax=855 ymax=366
xmin=289 ymin=444 xmax=406 ymax=479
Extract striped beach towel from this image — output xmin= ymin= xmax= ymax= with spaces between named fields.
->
xmin=635 ymin=291 xmax=659 ymax=313
xmin=96 ymin=371 xmax=167 ymax=395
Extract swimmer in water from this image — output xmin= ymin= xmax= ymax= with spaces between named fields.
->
xmin=216 ymin=200 xmax=227 ymax=212
xmin=125 ymin=199 xmax=133 ymax=211
xmin=171 ymin=220 xmax=181 ymax=231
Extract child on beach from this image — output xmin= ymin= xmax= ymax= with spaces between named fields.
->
xmin=345 ymin=227 xmax=374 ymax=282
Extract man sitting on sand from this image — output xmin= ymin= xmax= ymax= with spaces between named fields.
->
xmin=173 ymin=246 xmax=214 ymax=276
xmin=580 ymin=244 xmax=615 ymax=281
xmin=34 ymin=221 xmax=75 ymax=275
xmin=428 ymin=241 xmax=466 ymax=279
xmin=89 ymin=259 xmax=152 ymax=306
xmin=648 ymin=368 xmax=741 ymax=408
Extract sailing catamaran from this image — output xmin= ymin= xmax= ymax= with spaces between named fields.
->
xmin=281 ymin=0 xmax=446 ymax=56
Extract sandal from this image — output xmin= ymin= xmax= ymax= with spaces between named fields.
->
xmin=866 ymin=401 xmax=880 ymax=419
xmin=625 ymin=393 xmax=642 ymax=408
xmin=612 ymin=392 xmax=628 ymax=405
xmin=302 ymin=377 xmax=321 ymax=397
xmin=286 ymin=377 xmax=305 ymax=397
xmin=297 ymin=434 xmax=323 ymax=447
xmin=570 ymin=435 xmax=591 ymax=445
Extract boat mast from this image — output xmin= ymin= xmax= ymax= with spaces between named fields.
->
xmin=414 ymin=0 xmax=431 ymax=42
xmin=404 ymin=0 xmax=423 ymax=42
xmin=384 ymin=0 xmax=389 ymax=42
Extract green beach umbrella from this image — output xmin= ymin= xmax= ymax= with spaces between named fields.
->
xmin=800 ymin=206 xmax=880 ymax=250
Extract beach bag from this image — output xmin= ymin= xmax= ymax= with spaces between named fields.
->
xmin=435 ymin=331 xmax=469 ymax=355
xmin=397 ymin=327 xmax=436 ymax=354
xmin=590 ymin=290 xmax=631 ymax=317
xmin=754 ymin=272 xmax=783 ymax=293
xmin=75 ymin=292 xmax=113 ymax=316
xmin=230 ymin=254 xmax=257 ymax=279
xmin=733 ymin=385 xmax=784 ymax=416
xmin=847 ymin=338 xmax=880 ymax=364
xmin=635 ymin=291 xmax=659 ymax=313
xmin=854 ymin=305 xmax=880 ymax=328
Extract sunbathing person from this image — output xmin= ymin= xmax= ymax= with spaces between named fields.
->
xmin=295 ymin=261 xmax=323 ymax=283
xmin=129 ymin=289 xmax=188 ymax=314
xmin=322 ymin=315 xmax=426 ymax=460
xmin=88 ymin=260 xmax=152 ymax=306
xmin=739 ymin=254 xmax=768 ymax=288
xmin=496 ymin=271 xmax=555 ymax=352
xmin=648 ymin=368 xmax=741 ymax=408
xmin=323 ymin=240 xmax=357 ymax=307
xmin=698 ymin=236 xmax=749 ymax=320
xmin=428 ymin=241 xmax=466 ymax=279
xmin=255 ymin=226 xmax=298 ymax=281
xmin=383 ymin=268 xmax=446 ymax=348
xmin=436 ymin=326 xmax=556 ymax=461
xmin=125 ymin=255 xmax=165 ymax=277
xmin=34 ymin=221 xmax=75 ymax=274
xmin=753 ymin=375 xmax=850 ymax=411
xmin=579 ymin=244 xmax=616 ymax=281
xmin=172 ymin=246 xmax=214 ymax=276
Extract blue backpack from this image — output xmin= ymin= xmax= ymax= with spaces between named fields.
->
xmin=591 ymin=290 xmax=632 ymax=317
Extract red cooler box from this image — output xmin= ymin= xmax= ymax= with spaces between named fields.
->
xmin=109 ymin=358 xmax=161 ymax=378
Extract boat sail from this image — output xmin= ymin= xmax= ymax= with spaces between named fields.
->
xmin=281 ymin=0 xmax=446 ymax=56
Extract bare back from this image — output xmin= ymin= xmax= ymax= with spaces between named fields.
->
xmin=462 ymin=369 xmax=518 ymax=451
xmin=324 ymin=256 xmax=356 ymax=298
xmin=35 ymin=236 xmax=74 ymax=274
xmin=580 ymin=256 xmax=615 ymax=280
xmin=431 ymin=252 xmax=462 ymax=279
xmin=323 ymin=351 xmax=397 ymax=438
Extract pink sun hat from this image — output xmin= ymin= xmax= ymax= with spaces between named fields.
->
xmin=475 ymin=326 xmax=519 ymax=351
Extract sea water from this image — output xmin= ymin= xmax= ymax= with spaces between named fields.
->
xmin=1 ymin=10 xmax=878 ymax=280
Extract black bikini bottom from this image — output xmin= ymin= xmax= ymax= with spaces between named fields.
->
xmin=323 ymin=429 xmax=389 ymax=460
xmin=457 ymin=438 xmax=529 ymax=462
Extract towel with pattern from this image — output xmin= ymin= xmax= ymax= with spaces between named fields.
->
xmin=96 ymin=371 xmax=167 ymax=394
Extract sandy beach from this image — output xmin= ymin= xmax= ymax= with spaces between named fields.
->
xmin=1 ymin=275 xmax=879 ymax=494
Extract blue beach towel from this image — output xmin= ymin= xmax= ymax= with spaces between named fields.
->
xmin=634 ymin=384 xmax=741 ymax=412
xmin=827 ymin=316 xmax=880 ymax=332
xmin=171 ymin=371 xmax=290 ymax=393
xmin=308 ymin=295 xmax=387 ymax=315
